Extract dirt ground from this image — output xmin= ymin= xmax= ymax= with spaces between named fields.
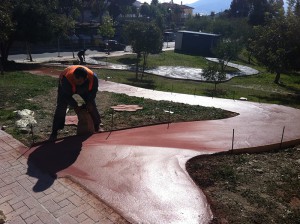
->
xmin=186 ymin=146 xmax=300 ymax=223
xmin=6 ymin=66 xmax=300 ymax=223
xmin=22 ymin=87 xmax=110 ymax=145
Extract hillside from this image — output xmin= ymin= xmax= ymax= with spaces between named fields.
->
xmin=188 ymin=0 xmax=231 ymax=14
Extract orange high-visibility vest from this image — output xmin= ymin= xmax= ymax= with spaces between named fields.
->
xmin=59 ymin=65 xmax=94 ymax=93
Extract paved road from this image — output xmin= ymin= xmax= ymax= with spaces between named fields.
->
xmin=8 ymin=42 xmax=175 ymax=62
xmin=9 ymin=43 xmax=259 ymax=83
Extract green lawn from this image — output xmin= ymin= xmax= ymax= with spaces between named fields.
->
xmin=92 ymin=51 xmax=300 ymax=109
xmin=0 ymin=71 xmax=232 ymax=145
xmin=106 ymin=51 xmax=209 ymax=68
xmin=0 ymin=72 xmax=57 ymax=111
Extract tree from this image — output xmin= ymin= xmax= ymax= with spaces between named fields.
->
xmin=12 ymin=0 xmax=77 ymax=61
xmin=248 ymin=0 xmax=284 ymax=25
xmin=173 ymin=4 xmax=183 ymax=26
xmin=185 ymin=15 xmax=251 ymax=42
xmin=286 ymin=0 xmax=300 ymax=70
xmin=15 ymin=3 xmax=52 ymax=61
xmin=0 ymin=0 xmax=78 ymax=64
xmin=202 ymin=62 xmax=226 ymax=92
xmin=140 ymin=3 xmax=151 ymax=18
xmin=185 ymin=16 xmax=213 ymax=33
xmin=99 ymin=15 xmax=115 ymax=39
xmin=108 ymin=0 xmax=135 ymax=20
xmin=86 ymin=0 xmax=135 ymax=21
xmin=287 ymin=0 xmax=300 ymax=16
xmin=0 ymin=1 xmax=14 ymax=74
xmin=213 ymin=39 xmax=242 ymax=73
xmin=124 ymin=21 xmax=163 ymax=79
xmin=57 ymin=0 xmax=81 ymax=18
xmin=0 ymin=2 xmax=14 ymax=43
xmin=229 ymin=0 xmax=251 ymax=17
xmin=151 ymin=0 xmax=159 ymax=6
xmin=245 ymin=34 xmax=255 ymax=64
xmin=250 ymin=13 xmax=299 ymax=83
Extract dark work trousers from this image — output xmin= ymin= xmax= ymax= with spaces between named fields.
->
xmin=78 ymin=55 xmax=84 ymax=64
xmin=52 ymin=86 xmax=101 ymax=132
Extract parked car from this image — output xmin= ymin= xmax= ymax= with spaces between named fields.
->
xmin=164 ymin=32 xmax=175 ymax=41
xmin=99 ymin=40 xmax=126 ymax=51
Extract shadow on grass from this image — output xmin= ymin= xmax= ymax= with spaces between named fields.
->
xmin=254 ymin=92 xmax=300 ymax=108
xmin=203 ymin=88 xmax=228 ymax=98
xmin=116 ymin=57 xmax=136 ymax=65
xmin=125 ymin=77 xmax=156 ymax=89
xmin=278 ymin=82 xmax=300 ymax=95
xmin=3 ymin=61 xmax=41 ymax=71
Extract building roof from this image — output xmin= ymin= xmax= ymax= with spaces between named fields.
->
xmin=162 ymin=2 xmax=194 ymax=10
xmin=177 ymin=30 xmax=221 ymax=37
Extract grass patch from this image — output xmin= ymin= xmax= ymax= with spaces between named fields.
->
xmin=96 ymin=68 xmax=300 ymax=108
xmin=0 ymin=71 xmax=57 ymax=110
xmin=91 ymin=51 xmax=300 ymax=108
xmin=100 ymin=92 xmax=233 ymax=131
xmin=106 ymin=51 xmax=209 ymax=68
xmin=0 ymin=71 xmax=235 ymax=145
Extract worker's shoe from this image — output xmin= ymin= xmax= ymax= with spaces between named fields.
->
xmin=95 ymin=123 xmax=104 ymax=133
xmin=48 ymin=131 xmax=57 ymax=142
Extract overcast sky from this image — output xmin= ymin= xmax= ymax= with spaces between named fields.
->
xmin=141 ymin=0 xmax=198 ymax=5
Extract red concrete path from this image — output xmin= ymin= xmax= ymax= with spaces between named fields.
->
xmin=17 ymin=78 xmax=300 ymax=223
xmin=20 ymin=69 xmax=300 ymax=223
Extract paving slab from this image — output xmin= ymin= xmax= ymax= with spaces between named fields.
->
xmin=0 ymin=130 xmax=129 ymax=224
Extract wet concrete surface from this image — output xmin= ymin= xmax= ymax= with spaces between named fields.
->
xmin=20 ymin=60 xmax=300 ymax=223
xmin=10 ymin=45 xmax=258 ymax=82
xmin=21 ymin=78 xmax=300 ymax=224
xmin=88 ymin=57 xmax=259 ymax=81
xmin=99 ymin=81 xmax=300 ymax=150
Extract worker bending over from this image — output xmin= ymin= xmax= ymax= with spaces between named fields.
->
xmin=49 ymin=65 xmax=102 ymax=141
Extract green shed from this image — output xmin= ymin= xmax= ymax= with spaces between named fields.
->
xmin=175 ymin=31 xmax=220 ymax=56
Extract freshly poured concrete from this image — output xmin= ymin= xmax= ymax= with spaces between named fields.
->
xmin=24 ymin=67 xmax=300 ymax=224
xmin=89 ymin=57 xmax=259 ymax=81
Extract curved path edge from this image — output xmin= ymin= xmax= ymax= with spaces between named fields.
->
xmin=20 ymin=67 xmax=300 ymax=224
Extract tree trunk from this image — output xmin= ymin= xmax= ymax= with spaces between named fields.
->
xmin=81 ymin=0 xmax=85 ymax=22
xmin=0 ymin=44 xmax=4 ymax=75
xmin=247 ymin=51 xmax=253 ymax=64
xmin=0 ymin=40 xmax=12 ymax=71
xmin=219 ymin=60 xmax=225 ymax=73
xmin=135 ymin=54 xmax=140 ymax=80
xmin=142 ymin=53 xmax=146 ymax=73
xmin=26 ymin=41 xmax=33 ymax=62
xmin=0 ymin=60 xmax=3 ymax=75
xmin=274 ymin=72 xmax=281 ymax=84
xmin=140 ymin=53 xmax=147 ymax=80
